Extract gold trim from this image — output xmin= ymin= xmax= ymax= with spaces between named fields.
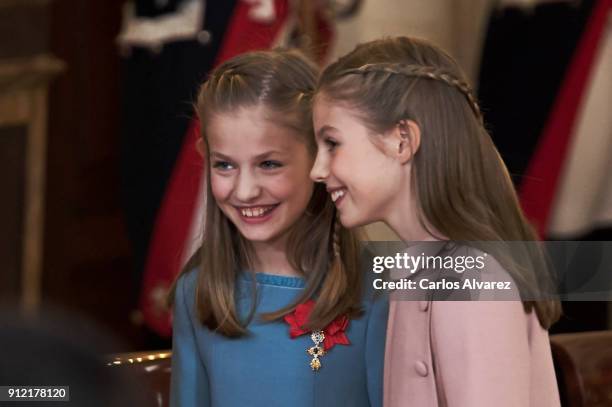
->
xmin=106 ymin=351 xmax=172 ymax=367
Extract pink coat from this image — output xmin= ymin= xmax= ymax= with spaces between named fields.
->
xmin=383 ymin=299 xmax=561 ymax=406
xmin=382 ymin=243 xmax=561 ymax=406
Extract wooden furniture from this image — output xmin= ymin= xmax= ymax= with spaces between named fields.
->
xmin=0 ymin=0 xmax=64 ymax=312
xmin=551 ymin=331 xmax=612 ymax=407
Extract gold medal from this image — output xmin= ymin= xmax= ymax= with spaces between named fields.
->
xmin=307 ymin=331 xmax=326 ymax=371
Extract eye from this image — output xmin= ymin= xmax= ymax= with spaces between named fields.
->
xmin=260 ymin=160 xmax=283 ymax=170
xmin=324 ymin=138 xmax=339 ymax=152
xmin=212 ymin=160 xmax=235 ymax=171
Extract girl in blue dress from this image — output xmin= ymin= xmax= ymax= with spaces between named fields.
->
xmin=169 ymin=49 xmax=388 ymax=407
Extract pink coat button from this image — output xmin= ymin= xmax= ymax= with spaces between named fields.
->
xmin=415 ymin=361 xmax=429 ymax=377
xmin=419 ymin=301 xmax=429 ymax=312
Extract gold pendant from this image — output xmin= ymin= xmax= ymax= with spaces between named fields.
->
xmin=308 ymin=331 xmax=325 ymax=371
xmin=310 ymin=357 xmax=322 ymax=371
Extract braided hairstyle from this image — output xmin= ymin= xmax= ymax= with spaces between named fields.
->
xmin=316 ymin=37 xmax=560 ymax=329
xmin=342 ymin=63 xmax=483 ymax=125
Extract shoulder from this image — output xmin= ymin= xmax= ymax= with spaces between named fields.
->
xmin=174 ymin=267 xmax=200 ymax=311
xmin=432 ymin=244 xmax=526 ymax=323
xmin=428 ymin=245 xmax=531 ymax=338
xmin=359 ymin=250 xmax=389 ymax=324
xmin=431 ymin=300 xmax=527 ymax=328
xmin=360 ymin=254 xmax=388 ymax=305
xmin=182 ymin=266 xmax=199 ymax=288
xmin=443 ymin=244 xmax=522 ymax=301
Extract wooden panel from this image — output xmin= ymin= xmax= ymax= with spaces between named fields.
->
xmin=0 ymin=55 xmax=64 ymax=93
xmin=21 ymin=87 xmax=48 ymax=311
xmin=0 ymin=125 xmax=26 ymax=300
xmin=0 ymin=91 xmax=29 ymax=124
xmin=0 ymin=0 xmax=50 ymax=59
xmin=551 ymin=331 xmax=612 ymax=406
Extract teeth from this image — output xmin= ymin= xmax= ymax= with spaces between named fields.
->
xmin=331 ymin=189 xmax=346 ymax=202
xmin=240 ymin=206 xmax=272 ymax=217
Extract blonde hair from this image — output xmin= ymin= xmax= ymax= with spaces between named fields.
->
xmin=170 ymin=49 xmax=363 ymax=337
xmin=317 ymin=37 xmax=560 ymax=329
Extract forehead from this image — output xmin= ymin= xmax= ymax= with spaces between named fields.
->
xmin=207 ymin=106 xmax=305 ymax=154
xmin=313 ymin=95 xmax=368 ymax=135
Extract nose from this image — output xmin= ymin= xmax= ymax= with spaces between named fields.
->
xmin=310 ymin=151 xmax=329 ymax=183
xmin=235 ymin=170 xmax=261 ymax=202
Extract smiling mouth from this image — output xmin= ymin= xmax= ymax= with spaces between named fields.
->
xmin=236 ymin=204 xmax=279 ymax=219
xmin=330 ymin=188 xmax=347 ymax=203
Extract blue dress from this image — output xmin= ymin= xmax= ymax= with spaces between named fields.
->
xmin=170 ymin=269 xmax=388 ymax=407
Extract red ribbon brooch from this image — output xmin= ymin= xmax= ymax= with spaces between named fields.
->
xmin=284 ymin=300 xmax=350 ymax=371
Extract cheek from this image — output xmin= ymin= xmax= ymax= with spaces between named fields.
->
xmin=210 ymin=174 xmax=233 ymax=201
xmin=329 ymin=151 xmax=347 ymax=173
xmin=267 ymin=171 xmax=313 ymax=198
xmin=271 ymin=152 xmax=315 ymax=199
xmin=331 ymin=149 xmax=390 ymax=193
xmin=329 ymin=150 xmax=363 ymax=185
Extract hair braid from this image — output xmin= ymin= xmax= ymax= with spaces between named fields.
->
xmin=342 ymin=63 xmax=483 ymax=124
xmin=332 ymin=209 xmax=341 ymax=259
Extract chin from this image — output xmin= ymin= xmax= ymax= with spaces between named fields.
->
xmin=236 ymin=228 xmax=279 ymax=243
xmin=338 ymin=211 xmax=369 ymax=230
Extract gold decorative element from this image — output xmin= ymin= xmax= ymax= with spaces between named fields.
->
xmin=106 ymin=351 xmax=171 ymax=367
xmin=311 ymin=331 xmax=325 ymax=343
xmin=307 ymin=346 xmax=325 ymax=357
xmin=308 ymin=330 xmax=325 ymax=371
xmin=310 ymin=358 xmax=322 ymax=371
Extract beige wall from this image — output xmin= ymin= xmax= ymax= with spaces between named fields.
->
xmin=331 ymin=0 xmax=493 ymax=85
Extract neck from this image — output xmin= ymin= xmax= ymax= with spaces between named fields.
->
xmin=251 ymin=236 xmax=301 ymax=277
xmin=384 ymin=180 xmax=442 ymax=243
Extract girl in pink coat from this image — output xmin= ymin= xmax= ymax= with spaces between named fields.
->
xmin=309 ymin=36 xmax=562 ymax=406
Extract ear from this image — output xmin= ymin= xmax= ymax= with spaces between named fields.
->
xmin=392 ymin=119 xmax=421 ymax=165
xmin=195 ymin=137 xmax=206 ymax=158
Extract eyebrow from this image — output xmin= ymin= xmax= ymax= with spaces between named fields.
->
xmin=210 ymin=152 xmax=232 ymax=161
xmin=210 ymin=150 xmax=285 ymax=161
xmin=316 ymin=125 xmax=338 ymax=139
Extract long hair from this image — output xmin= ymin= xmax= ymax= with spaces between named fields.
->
xmin=170 ymin=49 xmax=363 ymax=337
xmin=316 ymin=37 xmax=560 ymax=329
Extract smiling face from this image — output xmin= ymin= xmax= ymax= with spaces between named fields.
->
xmin=310 ymin=95 xmax=405 ymax=228
xmin=207 ymin=106 xmax=315 ymax=246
